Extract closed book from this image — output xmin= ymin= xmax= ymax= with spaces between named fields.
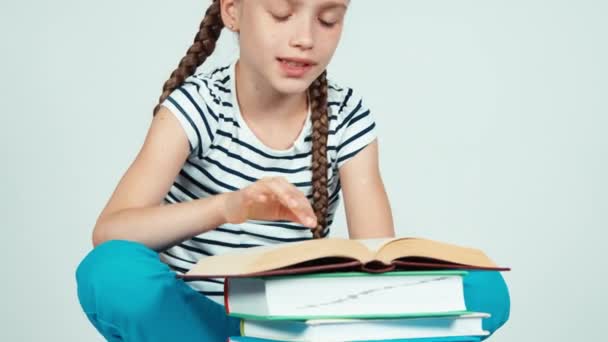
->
xmin=227 ymin=335 xmax=483 ymax=342
xmin=225 ymin=271 xmax=468 ymax=320
xmin=239 ymin=313 xmax=489 ymax=341
xmin=180 ymin=237 xmax=509 ymax=280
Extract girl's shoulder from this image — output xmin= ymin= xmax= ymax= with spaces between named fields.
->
xmin=194 ymin=63 xmax=232 ymax=85
xmin=184 ymin=64 xmax=234 ymax=109
xmin=325 ymin=77 xmax=378 ymax=168
xmin=160 ymin=64 xmax=235 ymax=158
xmin=185 ymin=66 xmax=366 ymax=117
xmin=326 ymin=78 xmax=370 ymax=120
xmin=180 ymin=66 xmax=369 ymax=125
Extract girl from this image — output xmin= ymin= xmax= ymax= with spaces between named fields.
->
xmin=75 ymin=0 xmax=510 ymax=341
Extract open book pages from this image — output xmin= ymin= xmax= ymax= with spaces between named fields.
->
xmin=182 ymin=237 xmax=507 ymax=279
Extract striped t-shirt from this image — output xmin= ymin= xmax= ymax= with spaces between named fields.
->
xmin=158 ymin=58 xmax=377 ymax=305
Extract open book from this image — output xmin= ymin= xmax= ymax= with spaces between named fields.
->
xmin=180 ymin=237 xmax=510 ymax=280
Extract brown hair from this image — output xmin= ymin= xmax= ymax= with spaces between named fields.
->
xmin=154 ymin=0 xmax=329 ymax=239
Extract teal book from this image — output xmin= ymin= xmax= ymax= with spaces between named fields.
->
xmin=226 ymin=271 xmax=470 ymax=320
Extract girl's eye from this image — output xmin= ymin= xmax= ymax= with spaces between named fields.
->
xmin=319 ymin=20 xmax=337 ymax=28
xmin=272 ymin=14 xmax=292 ymax=22
xmin=271 ymin=13 xmax=338 ymax=28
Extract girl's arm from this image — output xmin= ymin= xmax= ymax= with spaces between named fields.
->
xmin=92 ymin=107 xmax=231 ymax=252
xmin=93 ymin=106 xmax=317 ymax=252
xmin=339 ymin=139 xmax=396 ymax=239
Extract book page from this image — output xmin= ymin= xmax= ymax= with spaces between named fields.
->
xmin=355 ymin=238 xmax=400 ymax=253
xmin=376 ymin=237 xmax=498 ymax=268
xmin=186 ymin=238 xmax=373 ymax=277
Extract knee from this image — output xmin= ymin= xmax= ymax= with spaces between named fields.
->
xmin=75 ymin=240 xmax=171 ymax=320
xmin=76 ymin=239 xmax=155 ymax=289
xmin=463 ymin=271 xmax=511 ymax=334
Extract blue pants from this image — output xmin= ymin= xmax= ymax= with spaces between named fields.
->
xmin=75 ymin=240 xmax=510 ymax=341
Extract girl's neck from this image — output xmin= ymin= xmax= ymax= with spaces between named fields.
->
xmin=234 ymin=59 xmax=308 ymax=125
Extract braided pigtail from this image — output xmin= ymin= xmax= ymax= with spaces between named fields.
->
xmin=153 ymin=0 xmax=330 ymax=239
xmin=308 ymin=71 xmax=330 ymax=239
xmin=153 ymin=0 xmax=224 ymax=116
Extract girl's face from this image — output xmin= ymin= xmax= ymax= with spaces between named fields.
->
xmin=228 ymin=0 xmax=350 ymax=95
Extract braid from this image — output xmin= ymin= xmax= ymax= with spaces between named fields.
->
xmin=153 ymin=0 xmax=224 ymax=116
xmin=308 ymin=71 xmax=330 ymax=239
xmin=153 ymin=0 xmax=330 ymax=238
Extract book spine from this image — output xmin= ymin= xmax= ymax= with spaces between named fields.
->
xmin=224 ymin=277 xmax=231 ymax=315
xmin=361 ymin=262 xmax=396 ymax=273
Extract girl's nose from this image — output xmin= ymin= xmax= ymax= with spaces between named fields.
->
xmin=289 ymin=17 xmax=314 ymax=49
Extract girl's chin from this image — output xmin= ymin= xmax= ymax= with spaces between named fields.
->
xmin=272 ymin=78 xmax=317 ymax=95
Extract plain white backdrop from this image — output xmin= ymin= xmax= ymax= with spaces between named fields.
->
xmin=2 ymin=0 xmax=606 ymax=340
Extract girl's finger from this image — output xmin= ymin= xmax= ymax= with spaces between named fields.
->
xmin=275 ymin=177 xmax=316 ymax=217
xmin=264 ymin=178 xmax=316 ymax=227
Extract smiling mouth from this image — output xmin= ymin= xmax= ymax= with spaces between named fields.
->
xmin=277 ymin=58 xmax=315 ymax=67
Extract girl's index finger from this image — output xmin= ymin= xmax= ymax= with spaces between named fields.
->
xmin=288 ymin=191 xmax=317 ymax=228
xmin=274 ymin=177 xmax=316 ymax=211
xmin=287 ymin=192 xmax=317 ymax=228
xmin=264 ymin=178 xmax=317 ymax=228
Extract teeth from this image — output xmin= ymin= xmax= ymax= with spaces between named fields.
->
xmin=281 ymin=59 xmax=307 ymax=67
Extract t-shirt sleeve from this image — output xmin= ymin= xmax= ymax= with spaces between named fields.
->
xmin=335 ymin=87 xmax=378 ymax=169
xmin=160 ymin=77 xmax=219 ymax=158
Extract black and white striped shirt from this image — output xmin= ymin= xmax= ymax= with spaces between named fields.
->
xmin=158 ymin=59 xmax=377 ymax=305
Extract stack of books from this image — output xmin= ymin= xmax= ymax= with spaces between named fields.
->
xmin=178 ymin=237 xmax=509 ymax=342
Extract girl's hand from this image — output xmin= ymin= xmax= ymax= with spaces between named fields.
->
xmin=221 ymin=176 xmax=318 ymax=228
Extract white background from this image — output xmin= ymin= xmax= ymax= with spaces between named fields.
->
xmin=2 ymin=0 xmax=606 ymax=340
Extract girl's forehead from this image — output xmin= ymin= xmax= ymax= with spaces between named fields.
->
xmin=259 ymin=0 xmax=350 ymax=10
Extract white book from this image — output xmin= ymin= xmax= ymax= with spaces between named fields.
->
xmin=240 ymin=313 xmax=490 ymax=341
xmin=226 ymin=271 xmax=468 ymax=320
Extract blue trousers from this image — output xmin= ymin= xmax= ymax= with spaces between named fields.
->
xmin=75 ymin=240 xmax=510 ymax=341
